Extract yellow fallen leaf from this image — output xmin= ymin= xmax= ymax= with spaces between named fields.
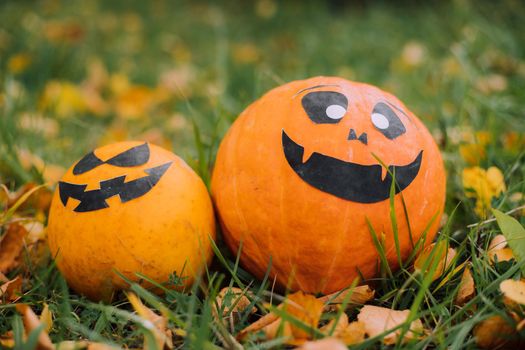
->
xmin=338 ymin=321 xmax=366 ymax=345
xmin=488 ymin=235 xmax=515 ymax=264
xmin=286 ymin=291 xmax=324 ymax=340
xmin=0 ymin=223 xmax=27 ymax=273
xmin=474 ymin=315 xmax=521 ymax=349
xmin=40 ymin=304 xmax=53 ymax=333
xmin=16 ymin=304 xmax=54 ymax=350
xmin=500 ymin=279 xmax=525 ymax=307
xmin=463 ymin=166 xmax=506 ymax=218
xmin=0 ymin=276 xmax=22 ymax=303
xmin=455 ymin=266 xmax=475 ymax=306
xmin=55 ymin=340 xmax=121 ymax=350
xmin=127 ymin=292 xmax=173 ymax=349
xmin=295 ymin=337 xmax=347 ymax=350
xmin=319 ymin=285 xmax=375 ymax=311
xmin=489 ymin=234 xmax=508 ymax=251
xmin=319 ymin=313 xmax=348 ymax=337
xmin=214 ymin=287 xmax=256 ymax=322
xmin=414 ymin=241 xmax=456 ymax=281
xmin=357 ymin=305 xmax=425 ymax=344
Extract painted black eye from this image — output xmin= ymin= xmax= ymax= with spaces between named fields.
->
xmin=371 ymin=103 xmax=406 ymax=139
xmin=302 ymin=91 xmax=348 ymax=124
xmin=72 ymin=143 xmax=150 ymax=175
xmin=106 ymin=143 xmax=150 ymax=167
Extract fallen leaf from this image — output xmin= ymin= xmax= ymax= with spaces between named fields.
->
xmin=455 ymin=266 xmax=475 ymax=306
xmin=474 ymin=315 xmax=521 ymax=349
xmin=295 ymin=337 xmax=347 ymax=350
xmin=489 ymin=234 xmax=508 ymax=251
xmin=338 ymin=321 xmax=366 ymax=345
xmin=319 ymin=313 xmax=349 ymax=337
xmin=414 ymin=241 xmax=456 ymax=281
xmin=40 ymin=304 xmax=53 ymax=333
xmin=0 ymin=223 xmax=27 ymax=273
xmin=55 ymin=340 xmax=121 ymax=350
xmin=213 ymin=287 xmax=256 ymax=324
xmin=357 ymin=305 xmax=425 ymax=344
xmin=127 ymin=292 xmax=172 ymax=349
xmin=237 ymin=307 xmax=280 ymax=340
xmin=286 ymin=291 xmax=324 ymax=340
xmin=500 ymin=279 xmax=525 ymax=309
xmin=319 ymin=285 xmax=375 ymax=311
xmin=16 ymin=304 xmax=54 ymax=350
xmin=0 ymin=276 xmax=22 ymax=303
xmin=492 ymin=208 xmax=525 ymax=274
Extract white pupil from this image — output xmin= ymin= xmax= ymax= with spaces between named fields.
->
xmin=325 ymin=104 xmax=346 ymax=120
xmin=371 ymin=113 xmax=389 ymax=129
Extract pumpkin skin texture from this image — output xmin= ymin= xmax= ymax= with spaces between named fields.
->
xmin=211 ymin=77 xmax=446 ymax=294
xmin=47 ymin=141 xmax=215 ymax=301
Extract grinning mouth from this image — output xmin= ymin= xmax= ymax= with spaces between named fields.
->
xmin=59 ymin=162 xmax=172 ymax=212
xmin=282 ymin=131 xmax=422 ymax=203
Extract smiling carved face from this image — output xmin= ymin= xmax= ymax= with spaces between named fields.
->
xmin=212 ymin=77 xmax=446 ymax=294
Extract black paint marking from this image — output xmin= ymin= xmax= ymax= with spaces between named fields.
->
xmin=59 ymin=162 xmax=172 ymax=212
xmin=301 ymin=91 xmax=348 ymax=124
xmin=73 ymin=143 xmax=150 ymax=175
xmin=282 ymin=130 xmax=422 ymax=203
xmin=371 ymin=103 xmax=406 ymax=140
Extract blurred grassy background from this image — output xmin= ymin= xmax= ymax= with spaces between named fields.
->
xmin=0 ymin=0 xmax=524 ymax=238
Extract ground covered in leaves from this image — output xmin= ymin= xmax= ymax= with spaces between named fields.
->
xmin=1 ymin=0 xmax=525 ymax=349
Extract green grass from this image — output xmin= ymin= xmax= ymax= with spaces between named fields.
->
xmin=1 ymin=0 xmax=525 ymax=349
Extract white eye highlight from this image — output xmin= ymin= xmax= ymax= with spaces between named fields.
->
xmin=325 ymin=104 xmax=346 ymax=120
xmin=371 ymin=113 xmax=390 ymax=129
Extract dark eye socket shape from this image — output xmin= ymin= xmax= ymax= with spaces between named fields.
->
xmin=370 ymin=102 xmax=406 ymax=139
xmin=73 ymin=143 xmax=150 ymax=175
xmin=302 ymin=91 xmax=348 ymax=124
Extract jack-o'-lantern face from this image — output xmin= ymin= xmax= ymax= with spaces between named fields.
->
xmin=282 ymin=86 xmax=423 ymax=203
xmin=212 ymin=77 xmax=446 ymax=294
xmin=59 ymin=143 xmax=172 ymax=212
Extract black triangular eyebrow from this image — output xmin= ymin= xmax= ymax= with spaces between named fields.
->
xmin=106 ymin=143 xmax=150 ymax=167
xmin=72 ymin=143 xmax=150 ymax=175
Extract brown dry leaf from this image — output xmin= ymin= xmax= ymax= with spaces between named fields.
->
xmin=357 ymin=305 xmax=425 ymax=345
xmin=0 ymin=276 xmax=22 ymax=303
xmin=127 ymin=292 xmax=173 ymax=349
xmin=474 ymin=315 xmax=521 ymax=349
xmin=414 ymin=241 xmax=456 ymax=281
xmin=319 ymin=285 xmax=375 ymax=311
xmin=319 ymin=313 xmax=349 ymax=337
xmin=237 ymin=307 xmax=280 ymax=340
xmin=500 ymin=279 xmax=525 ymax=310
xmin=16 ymin=304 xmax=54 ymax=350
xmin=489 ymin=234 xmax=508 ymax=251
xmin=295 ymin=337 xmax=348 ymax=350
xmin=455 ymin=266 xmax=475 ymax=306
xmin=213 ymin=287 xmax=256 ymax=322
xmin=338 ymin=321 xmax=366 ymax=346
xmin=0 ymin=223 xmax=27 ymax=273
xmin=40 ymin=304 xmax=53 ymax=333
xmin=286 ymin=291 xmax=324 ymax=340
xmin=490 ymin=248 xmax=515 ymax=264
xmin=55 ymin=341 xmax=121 ymax=350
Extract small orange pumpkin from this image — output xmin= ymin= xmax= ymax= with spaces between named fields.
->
xmin=211 ymin=77 xmax=446 ymax=294
xmin=48 ymin=141 xmax=215 ymax=300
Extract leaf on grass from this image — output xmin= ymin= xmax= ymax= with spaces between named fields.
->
xmin=500 ymin=279 xmax=525 ymax=309
xmin=55 ymin=341 xmax=121 ymax=350
xmin=295 ymin=337 xmax=348 ymax=350
xmin=127 ymin=292 xmax=173 ymax=350
xmin=286 ymin=291 xmax=324 ymax=340
xmin=337 ymin=321 xmax=366 ymax=345
xmin=16 ymin=304 xmax=54 ymax=350
xmin=474 ymin=315 xmax=522 ymax=349
xmin=0 ymin=223 xmax=27 ymax=273
xmin=357 ymin=305 xmax=425 ymax=344
xmin=0 ymin=276 xmax=22 ymax=303
xmin=213 ymin=287 xmax=256 ymax=322
xmin=319 ymin=313 xmax=348 ymax=337
xmin=492 ymin=208 xmax=525 ymax=273
xmin=414 ymin=241 xmax=456 ymax=281
xmin=40 ymin=304 xmax=53 ymax=333
xmin=455 ymin=266 xmax=475 ymax=306
xmin=318 ymin=285 xmax=374 ymax=311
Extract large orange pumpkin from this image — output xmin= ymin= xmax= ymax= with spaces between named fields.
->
xmin=48 ymin=141 xmax=215 ymax=301
xmin=211 ymin=77 xmax=446 ymax=294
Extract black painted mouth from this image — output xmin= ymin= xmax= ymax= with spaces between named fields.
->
xmin=282 ymin=131 xmax=422 ymax=203
xmin=59 ymin=162 xmax=172 ymax=212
